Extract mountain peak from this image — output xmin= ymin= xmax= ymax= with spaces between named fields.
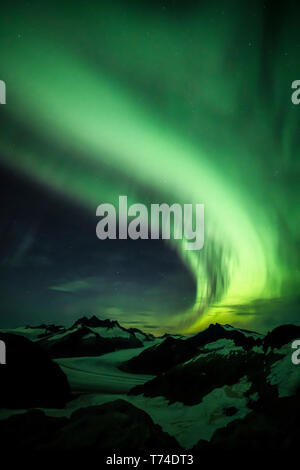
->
xmin=72 ymin=315 xmax=120 ymax=329
xmin=186 ymin=322 xmax=261 ymax=350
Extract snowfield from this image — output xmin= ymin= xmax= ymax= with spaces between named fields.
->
xmin=55 ymin=346 xmax=155 ymax=393
xmin=0 ymin=341 xmax=254 ymax=448
xmin=34 ymin=375 xmax=253 ymax=449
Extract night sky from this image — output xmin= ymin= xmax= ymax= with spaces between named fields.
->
xmin=0 ymin=0 xmax=299 ymax=334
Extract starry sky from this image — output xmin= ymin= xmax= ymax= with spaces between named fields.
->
xmin=0 ymin=0 xmax=299 ymax=334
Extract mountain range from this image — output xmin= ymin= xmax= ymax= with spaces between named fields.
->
xmin=1 ymin=315 xmax=154 ymax=358
xmin=1 ymin=316 xmax=300 ymax=456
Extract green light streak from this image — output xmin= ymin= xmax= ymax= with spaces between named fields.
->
xmin=1 ymin=1 xmax=299 ymax=332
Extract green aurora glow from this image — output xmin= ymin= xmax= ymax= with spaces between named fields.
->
xmin=0 ymin=1 xmax=299 ymax=333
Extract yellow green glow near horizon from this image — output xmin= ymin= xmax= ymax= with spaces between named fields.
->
xmin=0 ymin=2 xmax=299 ymax=333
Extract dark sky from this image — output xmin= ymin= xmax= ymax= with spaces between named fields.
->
xmin=0 ymin=165 xmax=195 ymax=331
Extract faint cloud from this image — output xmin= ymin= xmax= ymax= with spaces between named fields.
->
xmin=49 ymin=279 xmax=91 ymax=293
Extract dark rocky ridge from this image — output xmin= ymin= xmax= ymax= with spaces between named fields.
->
xmin=193 ymin=390 xmax=300 ymax=453
xmin=0 ymin=333 xmax=70 ymax=409
xmin=120 ymin=323 xmax=262 ymax=375
xmin=38 ymin=325 xmax=143 ymax=358
xmin=129 ymin=348 xmax=281 ymax=405
xmin=0 ymin=400 xmax=181 ymax=454
xmin=263 ymin=324 xmax=300 ymax=351
xmin=185 ymin=323 xmax=262 ymax=350
xmin=120 ymin=336 xmax=199 ymax=375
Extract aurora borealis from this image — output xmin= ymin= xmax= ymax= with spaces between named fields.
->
xmin=0 ymin=0 xmax=299 ymax=334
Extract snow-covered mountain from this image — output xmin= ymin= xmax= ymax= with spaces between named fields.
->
xmin=0 ymin=324 xmax=65 ymax=342
xmin=0 ymin=316 xmax=155 ymax=358
xmin=124 ymin=322 xmax=300 ymax=452
xmin=37 ymin=316 xmax=148 ymax=358
xmin=129 ymin=338 xmax=277 ymax=405
xmin=120 ymin=323 xmax=263 ymax=375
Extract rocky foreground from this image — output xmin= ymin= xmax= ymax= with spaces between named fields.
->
xmin=1 ymin=319 xmax=300 ymax=455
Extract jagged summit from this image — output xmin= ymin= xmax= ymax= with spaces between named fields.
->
xmin=72 ymin=315 xmax=120 ymax=329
